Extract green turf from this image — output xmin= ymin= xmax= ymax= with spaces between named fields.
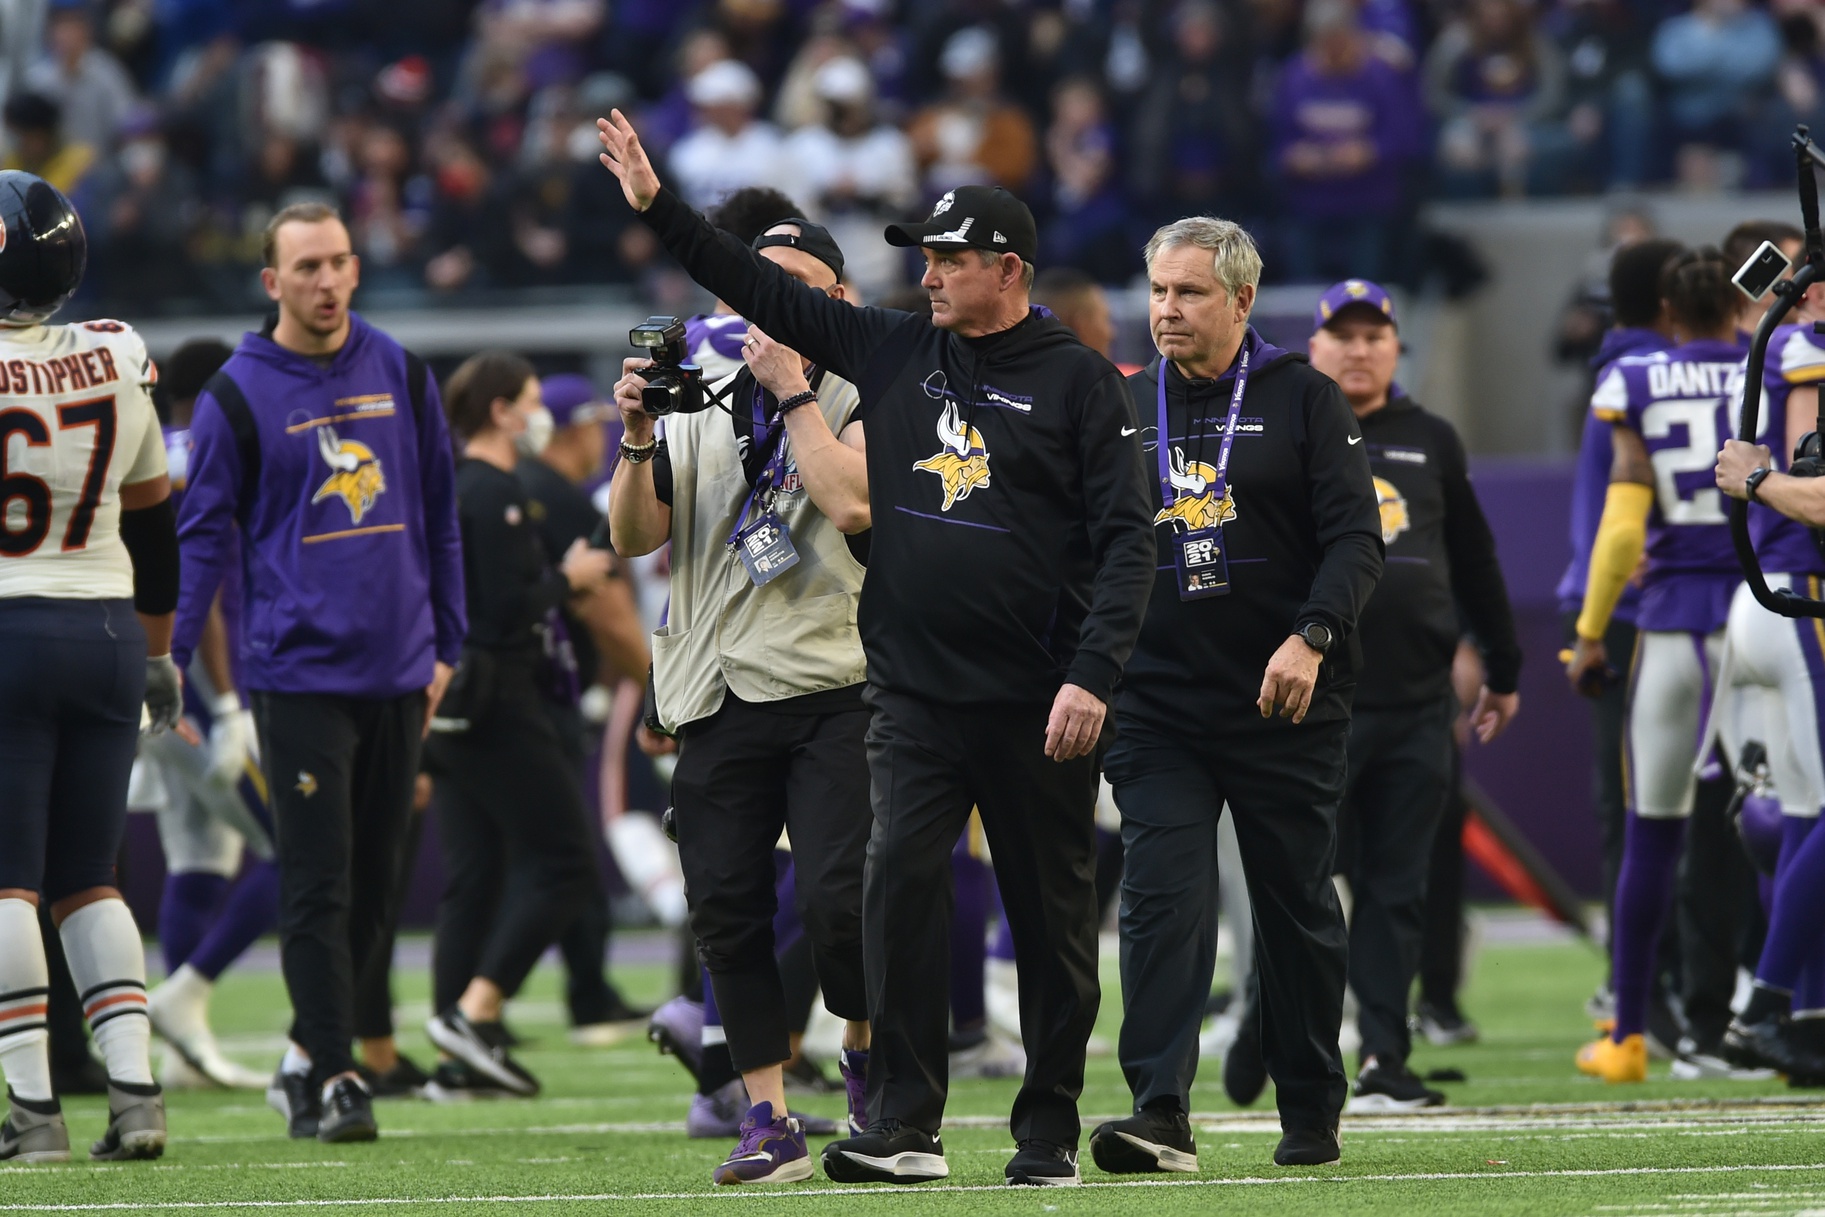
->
xmin=6 ymin=920 xmax=1825 ymax=1216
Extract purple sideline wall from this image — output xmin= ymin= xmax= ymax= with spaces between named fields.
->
xmin=120 ymin=457 xmax=1601 ymax=929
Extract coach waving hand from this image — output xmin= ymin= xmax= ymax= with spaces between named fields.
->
xmin=599 ymin=112 xmax=1155 ymax=1187
xmin=1089 ymin=219 xmax=1383 ymax=1176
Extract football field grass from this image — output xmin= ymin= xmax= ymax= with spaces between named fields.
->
xmin=7 ymin=918 xmax=1825 ymax=1216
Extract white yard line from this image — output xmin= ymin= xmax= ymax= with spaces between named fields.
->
xmin=4 ymin=1162 xmax=1825 ymax=1210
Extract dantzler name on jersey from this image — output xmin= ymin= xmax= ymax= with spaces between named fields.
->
xmin=0 ymin=316 xmax=164 ymax=594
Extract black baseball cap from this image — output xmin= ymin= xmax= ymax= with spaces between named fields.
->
xmin=753 ymin=218 xmax=845 ymax=282
xmin=884 ymin=185 xmax=1038 ymax=265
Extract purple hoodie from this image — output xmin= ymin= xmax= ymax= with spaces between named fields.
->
xmin=1271 ymin=51 xmax=1422 ymax=219
xmin=1555 ymin=326 xmax=1675 ymax=620
xmin=173 ymin=314 xmax=466 ymax=698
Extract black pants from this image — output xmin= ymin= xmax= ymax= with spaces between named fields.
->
xmin=1341 ymin=698 xmax=1455 ymax=1068
xmin=1418 ymin=742 xmax=1468 ymax=1010
xmin=1109 ymin=717 xmax=1349 ymax=1132
xmin=547 ymin=703 xmax=622 ymax=1027
xmin=1677 ymin=770 xmax=1761 ymax=1049
xmin=864 ymin=688 xmax=1101 ymax=1146
xmin=352 ymin=807 xmax=426 ymax=1041
xmin=1569 ymin=611 xmax=1637 ymax=956
xmin=252 ymin=688 xmax=424 ymax=1081
xmin=426 ymin=663 xmax=597 ymax=1013
xmin=672 ymin=694 xmax=870 ymax=1073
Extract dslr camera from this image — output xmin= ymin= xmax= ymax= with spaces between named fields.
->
xmin=629 ymin=316 xmax=708 ymax=416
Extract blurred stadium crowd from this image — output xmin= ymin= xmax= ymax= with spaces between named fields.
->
xmin=9 ymin=0 xmax=1824 ymax=313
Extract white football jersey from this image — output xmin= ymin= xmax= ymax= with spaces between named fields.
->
xmin=0 ymin=318 xmax=164 ymax=600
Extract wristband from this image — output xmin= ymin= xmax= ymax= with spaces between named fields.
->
xmin=620 ymin=438 xmax=658 ymax=464
xmin=210 ymin=690 xmax=241 ymax=716
xmin=775 ymin=390 xmax=818 ymax=418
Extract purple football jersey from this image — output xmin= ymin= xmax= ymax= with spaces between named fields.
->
xmin=1590 ymin=337 xmax=1745 ymax=631
xmin=1738 ymin=323 xmax=1825 ymax=577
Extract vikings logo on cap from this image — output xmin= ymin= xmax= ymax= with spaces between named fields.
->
xmin=1373 ymin=476 xmax=1409 ymax=544
xmin=931 ymin=190 xmax=955 ymax=216
xmin=1154 ymin=447 xmax=1236 ymax=530
xmin=312 ymin=425 xmax=386 ymax=525
xmin=913 ymin=401 xmax=991 ymax=511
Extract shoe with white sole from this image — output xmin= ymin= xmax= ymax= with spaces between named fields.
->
xmin=1089 ymin=1107 xmax=1198 ymax=1174
xmin=821 ymin=1120 xmax=948 ymax=1183
xmin=0 ymin=1092 xmax=69 ymax=1163
xmin=949 ymin=1026 xmax=1026 ymax=1079
xmin=89 ymin=1081 xmax=166 ymax=1161
xmin=426 ymin=1008 xmax=539 ymax=1097
xmin=149 ymin=965 xmax=268 ymax=1089
xmin=1347 ymin=1059 xmax=1445 ymax=1112
xmin=1005 ymin=1139 xmax=1079 ymax=1186
xmin=1671 ymin=1047 xmax=1776 ymax=1081
xmin=711 ymin=1102 xmax=812 ymax=1185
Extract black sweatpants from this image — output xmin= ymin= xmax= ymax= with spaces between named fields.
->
xmin=547 ymin=702 xmax=622 ymax=1027
xmin=352 ymin=807 xmax=426 ymax=1041
xmin=1108 ymin=717 xmax=1349 ymax=1132
xmin=1677 ymin=770 xmax=1761 ymax=1050
xmin=672 ymin=694 xmax=871 ymax=1073
xmin=1342 ymin=698 xmax=1456 ymax=1069
xmin=252 ymin=687 xmax=424 ymax=1081
xmin=1418 ymin=742 xmax=1468 ymax=1010
xmin=427 ymin=663 xmax=597 ymax=1013
xmin=862 ymin=688 xmax=1101 ymax=1147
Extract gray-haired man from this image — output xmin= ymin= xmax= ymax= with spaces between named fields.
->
xmin=1090 ymin=218 xmax=1383 ymax=1172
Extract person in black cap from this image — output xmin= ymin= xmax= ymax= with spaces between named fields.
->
xmin=609 ymin=216 xmax=876 ymax=1187
xmin=599 ymin=111 xmax=1155 ymax=1187
xmin=1304 ymin=279 xmax=1520 ymax=1109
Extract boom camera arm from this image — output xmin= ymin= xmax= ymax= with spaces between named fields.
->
xmin=1732 ymin=125 xmax=1825 ymax=619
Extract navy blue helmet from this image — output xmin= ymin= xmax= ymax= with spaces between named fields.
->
xmin=0 ymin=171 xmax=85 ymax=324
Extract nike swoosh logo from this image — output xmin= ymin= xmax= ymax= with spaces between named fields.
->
xmin=1348 ymin=436 xmax=1363 ymax=445
xmin=1121 ymin=426 xmax=1138 ymax=436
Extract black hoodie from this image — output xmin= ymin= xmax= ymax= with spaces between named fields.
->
xmin=1121 ymin=336 xmax=1384 ymax=733
xmin=639 ymin=188 xmax=1157 ymax=705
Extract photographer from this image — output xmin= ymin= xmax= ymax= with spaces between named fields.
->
xmin=599 ymin=111 xmax=1155 ymax=1188
xmin=422 ymin=352 xmax=610 ymax=1099
xmin=609 ymin=218 xmax=873 ymax=1188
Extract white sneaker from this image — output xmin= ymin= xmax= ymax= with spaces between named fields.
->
xmin=951 ymin=1029 xmax=1026 ymax=1079
xmin=149 ymin=965 xmax=266 ymax=1089
xmin=1199 ymin=1010 xmax=1241 ymax=1060
xmin=159 ymin=1051 xmax=209 ymax=1090
xmin=985 ymin=958 xmax=1022 ymax=1043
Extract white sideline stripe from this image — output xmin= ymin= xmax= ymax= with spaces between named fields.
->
xmin=4 ymin=1162 xmax=1825 ymax=1209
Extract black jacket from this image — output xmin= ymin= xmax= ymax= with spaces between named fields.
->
xmin=1354 ymin=394 xmax=1521 ymax=707
xmin=455 ymin=458 xmax=566 ymax=654
xmin=1119 ymin=336 xmax=1384 ymax=733
xmin=640 ymin=188 xmax=1156 ymax=705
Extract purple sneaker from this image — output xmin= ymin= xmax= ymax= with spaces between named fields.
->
xmin=711 ymin=1102 xmax=812 ymax=1185
xmin=840 ymin=1049 xmax=869 ymax=1137
xmin=648 ymin=997 xmax=704 ymax=1083
xmin=687 ymin=1079 xmax=746 ymax=1139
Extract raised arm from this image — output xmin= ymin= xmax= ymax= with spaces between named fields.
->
xmin=596 ymin=111 xmax=904 ymax=381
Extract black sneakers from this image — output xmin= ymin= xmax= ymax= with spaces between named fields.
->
xmin=427 ymin=1008 xmax=540 ymax=1096
xmin=1721 ymin=1015 xmax=1825 ymax=1085
xmin=1274 ymin=1121 xmax=1341 ymax=1166
xmin=1090 ymin=1106 xmax=1198 ymax=1174
xmin=821 ymin=1120 xmax=949 ymax=1183
xmin=1411 ymin=999 xmax=1480 ymax=1046
xmin=359 ymin=1053 xmax=431 ymax=1099
xmin=267 ymin=1067 xmax=320 ymax=1139
xmin=1005 ymin=1139 xmax=1080 ymax=1186
xmin=1349 ymin=1059 xmax=1446 ymax=1112
xmin=317 ymin=1075 xmax=378 ymax=1143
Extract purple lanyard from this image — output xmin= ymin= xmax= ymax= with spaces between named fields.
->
xmin=1157 ymin=346 xmax=1249 ymax=511
xmin=725 ymin=380 xmax=794 ymax=547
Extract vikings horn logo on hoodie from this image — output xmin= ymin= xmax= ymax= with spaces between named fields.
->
xmin=913 ymin=401 xmax=991 ymax=511
xmin=1153 ymin=446 xmax=1236 ymax=530
xmin=311 ymin=425 xmax=387 ymax=524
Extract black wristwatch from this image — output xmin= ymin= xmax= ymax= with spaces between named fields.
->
xmin=1296 ymin=621 xmax=1333 ymax=655
xmin=1745 ymin=465 xmax=1774 ymax=503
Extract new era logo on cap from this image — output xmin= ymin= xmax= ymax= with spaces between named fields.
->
xmin=886 ymin=185 xmax=1038 ymax=265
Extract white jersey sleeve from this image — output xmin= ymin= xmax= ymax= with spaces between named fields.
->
xmin=1778 ymin=327 xmax=1825 ymax=386
xmin=0 ymin=319 xmax=167 ymax=601
xmin=1590 ymin=365 xmax=1630 ymax=423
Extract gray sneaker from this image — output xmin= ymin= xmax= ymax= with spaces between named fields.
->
xmin=89 ymin=1081 xmax=166 ymax=1161
xmin=0 ymin=1092 xmax=70 ymax=1163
